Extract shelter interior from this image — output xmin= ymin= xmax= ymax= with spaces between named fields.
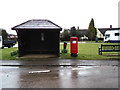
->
xmin=18 ymin=30 xmax=60 ymax=56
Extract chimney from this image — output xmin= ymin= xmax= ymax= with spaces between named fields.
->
xmin=110 ymin=25 xmax=112 ymax=28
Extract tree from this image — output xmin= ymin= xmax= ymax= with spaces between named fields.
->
xmin=63 ymin=30 xmax=70 ymax=40
xmin=87 ymin=18 xmax=97 ymax=40
xmin=70 ymin=26 xmax=76 ymax=36
xmin=60 ymin=26 xmax=81 ymax=41
xmin=60 ymin=29 xmax=70 ymax=41
xmin=76 ymin=29 xmax=81 ymax=40
xmin=0 ymin=29 xmax=8 ymax=40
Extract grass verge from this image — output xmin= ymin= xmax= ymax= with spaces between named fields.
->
xmin=60 ymin=43 xmax=120 ymax=60
xmin=0 ymin=43 xmax=120 ymax=60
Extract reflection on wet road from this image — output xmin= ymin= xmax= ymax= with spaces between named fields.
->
xmin=1 ymin=65 xmax=118 ymax=88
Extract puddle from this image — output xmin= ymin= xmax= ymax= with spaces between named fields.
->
xmin=29 ymin=70 xmax=50 ymax=74
xmin=59 ymin=63 xmax=71 ymax=65
xmin=1 ymin=65 xmax=118 ymax=88
xmin=78 ymin=66 xmax=96 ymax=69
xmin=72 ymin=66 xmax=97 ymax=70
xmin=78 ymin=71 xmax=90 ymax=76
xmin=0 ymin=66 xmax=19 ymax=69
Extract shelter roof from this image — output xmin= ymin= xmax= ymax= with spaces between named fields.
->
xmin=12 ymin=19 xmax=62 ymax=30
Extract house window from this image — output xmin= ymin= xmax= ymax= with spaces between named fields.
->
xmin=115 ymin=33 xmax=119 ymax=36
xmin=41 ymin=33 xmax=44 ymax=41
xmin=105 ymin=34 xmax=110 ymax=39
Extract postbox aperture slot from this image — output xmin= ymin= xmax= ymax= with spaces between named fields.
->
xmin=72 ymin=39 xmax=76 ymax=44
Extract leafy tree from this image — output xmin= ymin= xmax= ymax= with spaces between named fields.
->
xmin=76 ymin=30 xmax=81 ymax=40
xmin=60 ymin=29 xmax=70 ymax=41
xmin=0 ymin=29 xmax=8 ymax=40
xmin=70 ymin=26 xmax=76 ymax=36
xmin=60 ymin=26 xmax=81 ymax=41
xmin=87 ymin=18 xmax=97 ymax=40
xmin=63 ymin=30 xmax=70 ymax=40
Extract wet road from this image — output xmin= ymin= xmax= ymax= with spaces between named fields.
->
xmin=1 ymin=59 xmax=119 ymax=88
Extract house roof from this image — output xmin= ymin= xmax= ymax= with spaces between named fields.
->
xmin=79 ymin=28 xmax=120 ymax=36
xmin=98 ymin=29 xmax=106 ymax=35
xmin=98 ymin=28 xmax=120 ymax=30
xmin=98 ymin=28 xmax=120 ymax=35
xmin=12 ymin=19 xmax=62 ymax=30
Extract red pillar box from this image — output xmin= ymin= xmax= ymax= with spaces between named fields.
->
xmin=70 ymin=37 xmax=78 ymax=57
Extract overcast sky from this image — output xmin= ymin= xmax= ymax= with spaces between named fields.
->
xmin=0 ymin=0 xmax=119 ymax=34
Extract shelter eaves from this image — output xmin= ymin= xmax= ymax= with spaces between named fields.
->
xmin=12 ymin=19 xmax=62 ymax=30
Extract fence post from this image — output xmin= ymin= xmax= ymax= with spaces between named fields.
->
xmin=101 ymin=44 xmax=102 ymax=55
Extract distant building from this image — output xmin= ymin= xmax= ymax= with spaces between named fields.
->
xmin=79 ymin=25 xmax=120 ymax=40
xmin=12 ymin=19 xmax=62 ymax=57
xmin=8 ymin=34 xmax=18 ymax=40
xmin=96 ymin=28 xmax=104 ymax=39
xmin=80 ymin=35 xmax=88 ymax=40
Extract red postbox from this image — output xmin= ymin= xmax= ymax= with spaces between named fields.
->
xmin=70 ymin=37 xmax=78 ymax=57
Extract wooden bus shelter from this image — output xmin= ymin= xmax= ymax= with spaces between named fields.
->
xmin=12 ymin=19 xmax=62 ymax=57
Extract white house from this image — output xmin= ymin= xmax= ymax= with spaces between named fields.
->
xmin=96 ymin=28 xmax=104 ymax=38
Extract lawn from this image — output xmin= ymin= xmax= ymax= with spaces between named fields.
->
xmin=0 ymin=47 xmax=18 ymax=60
xmin=60 ymin=43 xmax=120 ymax=60
xmin=0 ymin=43 xmax=120 ymax=60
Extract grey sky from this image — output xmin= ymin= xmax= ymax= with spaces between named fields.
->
xmin=0 ymin=0 xmax=119 ymax=34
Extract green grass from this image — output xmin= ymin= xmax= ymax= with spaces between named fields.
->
xmin=0 ymin=43 xmax=120 ymax=60
xmin=0 ymin=47 xmax=18 ymax=60
xmin=60 ymin=43 xmax=120 ymax=60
